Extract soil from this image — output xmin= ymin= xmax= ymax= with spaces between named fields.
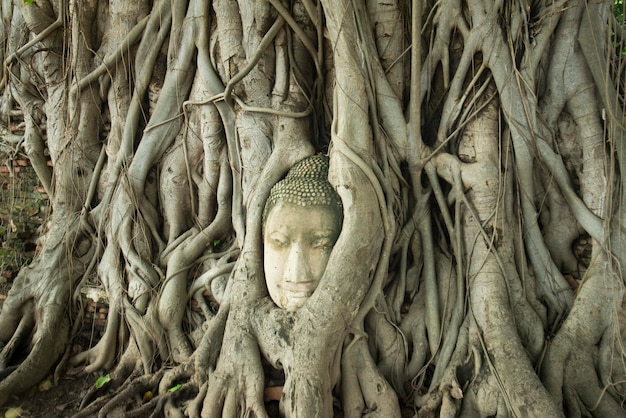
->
xmin=3 ymin=374 xmax=93 ymax=418
xmin=2 ymin=376 xmax=415 ymax=417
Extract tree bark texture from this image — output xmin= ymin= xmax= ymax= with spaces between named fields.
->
xmin=0 ymin=0 xmax=624 ymax=417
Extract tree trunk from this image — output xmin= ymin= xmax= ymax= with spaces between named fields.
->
xmin=0 ymin=0 xmax=625 ymax=417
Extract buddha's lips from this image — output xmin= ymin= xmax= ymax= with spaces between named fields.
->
xmin=280 ymin=284 xmax=315 ymax=297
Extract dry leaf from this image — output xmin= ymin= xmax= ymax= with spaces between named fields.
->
xmin=142 ymin=391 xmax=153 ymax=404
xmin=38 ymin=379 xmax=53 ymax=392
xmin=5 ymin=407 xmax=23 ymax=418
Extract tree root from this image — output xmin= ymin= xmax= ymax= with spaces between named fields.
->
xmin=77 ymin=366 xmax=196 ymax=418
xmin=0 ymin=300 xmax=34 ymax=369
xmin=541 ymin=254 xmax=626 ymax=416
xmin=0 ymin=302 xmax=69 ymax=406
xmin=72 ymin=312 xmax=123 ymax=373
xmin=415 ymin=319 xmax=469 ymax=417
xmin=342 ymin=336 xmax=401 ymax=417
xmin=74 ymin=369 xmax=165 ymax=418
xmin=365 ymin=300 xmax=409 ymax=394
xmin=0 ymin=226 xmax=83 ymax=406
xmin=73 ymin=289 xmax=230 ymax=417
xmin=202 ymin=331 xmax=268 ymax=418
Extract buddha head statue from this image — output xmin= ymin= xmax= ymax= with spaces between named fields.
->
xmin=262 ymin=155 xmax=343 ymax=311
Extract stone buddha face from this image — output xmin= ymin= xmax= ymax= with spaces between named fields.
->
xmin=263 ymin=156 xmax=343 ymax=311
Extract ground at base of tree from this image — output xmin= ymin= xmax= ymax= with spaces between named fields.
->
xmin=1 ymin=366 xmax=419 ymax=417
xmin=2 ymin=374 xmax=91 ymax=418
xmin=1 ymin=372 xmax=418 ymax=417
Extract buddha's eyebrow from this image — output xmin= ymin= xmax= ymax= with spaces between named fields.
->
xmin=311 ymin=229 xmax=337 ymax=238
xmin=268 ymin=229 xmax=289 ymax=237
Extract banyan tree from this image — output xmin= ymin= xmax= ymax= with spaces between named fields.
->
xmin=0 ymin=0 xmax=625 ymax=416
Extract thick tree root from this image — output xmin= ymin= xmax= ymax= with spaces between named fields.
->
xmin=203 ymin=332 xmax=268 ymax=418
xmin=0 ymin=230 xmax=82 ymax=406
xmin=342 ymin=337 xmax=401 ymax=417
xmin=0 ymin=303 xmax=69 ymax=406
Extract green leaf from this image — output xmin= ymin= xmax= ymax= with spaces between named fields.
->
xmin=95 ymin=375 xmax=111 ymax=389
xmin=23 ymin=0 xmax=35 ymax=5
xmin=168 ymin=383 xmax=183 ymax=392
xmin=213 ymin=239 xmax=220 ymax=247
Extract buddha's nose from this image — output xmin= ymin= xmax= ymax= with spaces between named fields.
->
xmin=284 ymin=243 xmax=310 ymax=283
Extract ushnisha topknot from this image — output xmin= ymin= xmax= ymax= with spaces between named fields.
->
xmin=263 ymin=155 xmax=343 ymax=223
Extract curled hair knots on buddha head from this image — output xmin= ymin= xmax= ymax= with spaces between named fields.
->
xmin=263 ymin=155 xmax=343 ymax=224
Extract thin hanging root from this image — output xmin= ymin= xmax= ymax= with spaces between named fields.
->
xmin=3 ymin=8 xmax=64 ymax=69
xmin=365 ymin=301 xmax=408 ymax=392
xmin=223 ymin=15 xmax=285 ymax=105
xmin=415 ymin=318 xmax=470 ymax=415
xmin=56 ymin=303 xmax=86 ymax=379
xmin=568 ymin=349 xmax=626 ymax=417
xmin=70 ymin=307 xmax=122 ymax=373
xmin=71 ymin=14 xmax=151 ymax=95
xmin=193 ymin=301 xmax=230 ymax=386
xmin=71 ymin=244 xmax=129 ymax=374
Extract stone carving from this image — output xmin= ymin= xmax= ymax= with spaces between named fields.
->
xmin=263 ymin=156 xmax=343 ymax=311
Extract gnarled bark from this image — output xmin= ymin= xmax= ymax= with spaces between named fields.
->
xmin=0 ymin=1 xmax=625 ymax=417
